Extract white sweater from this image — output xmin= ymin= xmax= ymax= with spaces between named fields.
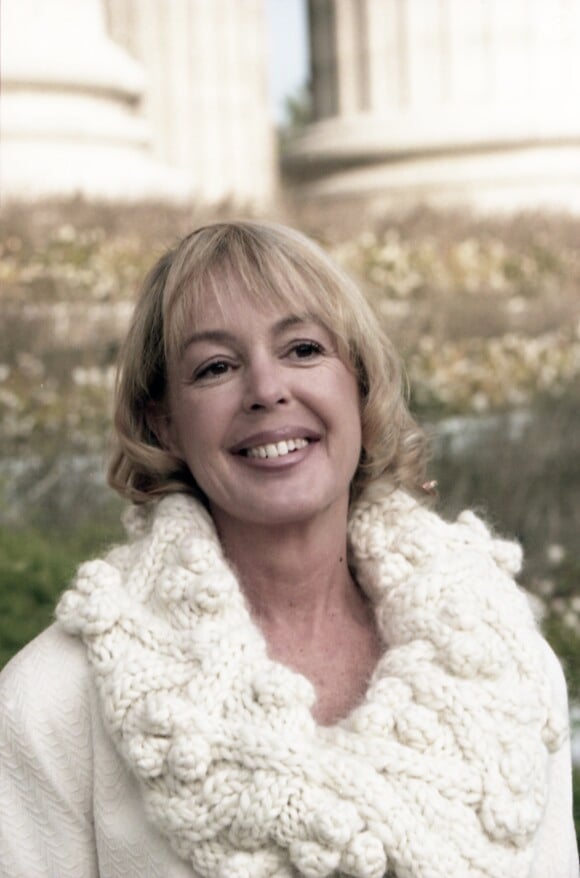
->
xmin=0 ymin=625 xmax=576 ymax=878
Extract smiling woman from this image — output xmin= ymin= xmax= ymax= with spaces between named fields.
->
xmin=155 ymin=292 xmax=362 ymax=533
xmin=0 ymin=221 xmax=577 ymax=878
xmin=108 ymin=222 xmax=426 ymax=508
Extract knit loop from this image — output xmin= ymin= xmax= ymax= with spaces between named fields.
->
xmin=340 ymin=831 xmax=387 ymax=878
xmin=289 ymin=840 xmax=341 ymax=878
xmin=168 ymin=734 xmax=212 ymax=783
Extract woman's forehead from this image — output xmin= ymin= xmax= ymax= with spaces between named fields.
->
xmin=170 ymin=272 xmax=333 ymax=345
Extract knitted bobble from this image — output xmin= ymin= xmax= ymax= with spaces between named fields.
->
xmin=55 ymin=589 xmax=87 ymax=634
xmin=480 ymin=784 xmax=544 ymax=843
xmin=456 ymin=510 xmax=491 ymax=540
xmin=480 ymin=740 xmax=546 ymax=841
xmin=394 ymin=703 xmax=441 ymax=750
xmin=127 ymin=733 xmax=170 ymax=779
xmin=349 ymin=701 xmax=396 ymax=737
xmin=375 ymin=602 xmax=435 ymax=649
xmin=490 ymin=538 xmax=523 ymax=576
xmin=55 ymin=560 xmax=125 ymax=636
xmin=340 ymin=831 xmax=387 ymax=878
xmin=187 ymin=839 xmax=230 ymax=878
xmin=288 ymin=840 xmax=341 ymax=878
xmin=167 ymin=734 xmax=212 ymax=783
xmin=499 ymin=739 xmax=543 ymax=797
xmin=252 ymin=666 xmax=316 ymax=711
xmin=440 ymin=596 xmax=480 ymax=632
xmin=190 ymin=570 xmax=237 ymax=613
xmin=357 ymin=554 xmax=414 ymax=602
xmin=369 ymin=674 xmax=413 ymax=709
xmin=352 ymin=522 xmax=389 ymax=559
xmin=180 ymin=537 xmax=222 ymax=574
xmin=140 ymin=692 xmax=181 ymax=736
xmin=439 ymin=629 xmax=507 ymax=679
xmin=542 ymin=706 xmax=569 ymax=752
xmin=75 ymin=559 xmax=122 ymax=594
xmin=309 ymin=800 xmax=362 ymax=847
xmin=455 ymin=512 xmax=523 ymax=577
xmin=77 ymin=587 xmax=124 ymax=635
xmin=156 ymin=566 xmax=193 ymax=604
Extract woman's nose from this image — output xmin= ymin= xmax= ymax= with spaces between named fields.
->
xmin=242 ymin=357 xmax=288 ymax=411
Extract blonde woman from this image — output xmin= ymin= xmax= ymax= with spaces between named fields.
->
xmin=0 ymin=222 xmax=576 ymax=877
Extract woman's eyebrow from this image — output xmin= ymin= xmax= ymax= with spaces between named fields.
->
xmin=181 ymin=329 xmax=237 ymax=353
xmin=180 ymin=315 xmax=317 ymax=354
xmin=273 ymin=314 xmax=314 ymax=333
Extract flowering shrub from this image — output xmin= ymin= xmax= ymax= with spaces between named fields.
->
xmin=331 ymin=223 xmax=580 ymax=414
xmin=408 ymin=328 xmax=580 ymax=413
xmin=333 ymin=226 xmax=576 ymax=300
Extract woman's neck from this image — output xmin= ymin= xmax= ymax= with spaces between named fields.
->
xmin=211 ymin=505 xmax=363 ymax=635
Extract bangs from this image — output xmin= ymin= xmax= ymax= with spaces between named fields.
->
xmin=161 ymin=224 xmax=360 ymax=365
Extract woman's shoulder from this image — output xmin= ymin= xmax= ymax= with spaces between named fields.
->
xmin=0 ymin=623 xmax=93 ymax=732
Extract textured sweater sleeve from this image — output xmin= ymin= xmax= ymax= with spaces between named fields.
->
xmin=0 ymin=626 xmax=98 ymax=878
xmin=529 ymin=641 xmax=579 ymax=878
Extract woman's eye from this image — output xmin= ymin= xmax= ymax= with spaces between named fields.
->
xmin=194 ymin=360 xmax=233 ymax=381
xmin=290 ymin=341 xmax=324 ymax=359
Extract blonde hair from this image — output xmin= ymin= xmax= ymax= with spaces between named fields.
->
xmin=108 ymin=220 xmax=428 ymax=504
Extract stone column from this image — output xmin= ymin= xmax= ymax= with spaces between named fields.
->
xmin=105 ymin=0 xmax=277 ymax=208
xmin=0 ymin=0 xmax=188 ymax=202
xmin=286 ymin=0 xmax=580 ymax=211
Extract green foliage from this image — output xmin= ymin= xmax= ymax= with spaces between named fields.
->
xmin=0 ymin=522 xmax=122 ymax=669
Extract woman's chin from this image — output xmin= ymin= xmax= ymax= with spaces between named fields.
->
xmin=210 ymin=486 xmax=349 ymax=531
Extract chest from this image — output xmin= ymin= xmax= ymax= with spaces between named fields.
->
xmin=264 ymin=618 xmax=384 ymax=726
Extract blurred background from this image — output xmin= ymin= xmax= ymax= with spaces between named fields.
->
xmin=1 ymin=0 xmax=579 ymax=837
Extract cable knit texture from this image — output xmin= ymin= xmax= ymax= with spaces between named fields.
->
xmin=55 ymin=485 xmax=567 ymax=878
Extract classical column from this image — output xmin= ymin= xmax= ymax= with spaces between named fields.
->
xmin=105 ymin=0 xmax=277 ymax=207
xmin=286 ymin=0 xmax=580 ymax=211
xmin=0 ymin=0 xmax=188 ymax=202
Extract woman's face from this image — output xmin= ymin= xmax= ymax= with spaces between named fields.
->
xmin=161 ymin=282 xmax=362 ymax=533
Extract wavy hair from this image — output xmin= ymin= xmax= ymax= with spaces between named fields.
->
xmin=108 ymin=221 xmax=428 ymax=505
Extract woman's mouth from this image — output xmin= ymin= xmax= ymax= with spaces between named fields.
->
xmin=240 ymin=438 xmax=310 ymax=459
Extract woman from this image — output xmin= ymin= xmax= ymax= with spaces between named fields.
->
xmin=0 ymin=221 xmax=576 ymax=878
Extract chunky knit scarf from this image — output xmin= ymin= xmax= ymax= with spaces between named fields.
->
xmin=56 ymin=485 xmax=566 ymax=878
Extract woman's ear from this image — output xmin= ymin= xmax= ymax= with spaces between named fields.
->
xmin=145 ymin=401 xmax=181 ymax=457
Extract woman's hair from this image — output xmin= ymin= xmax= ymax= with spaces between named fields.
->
xmin=108 ymin=220 xmax=428 ymax=505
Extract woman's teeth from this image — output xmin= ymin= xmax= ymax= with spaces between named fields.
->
xmin=245 ymin=438 xmax=309 ymax=459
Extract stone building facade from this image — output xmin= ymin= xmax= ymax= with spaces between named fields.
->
xmin=286 ymin=0 xmax=580 ymax=211
xmin=2 ymin=0 xmax=580 ymax=211
xmin=1 ymin=0 xmax=275 ymax=206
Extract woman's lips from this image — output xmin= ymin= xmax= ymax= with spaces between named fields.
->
xmin=229 ymin=428 xmax=320 ymax=456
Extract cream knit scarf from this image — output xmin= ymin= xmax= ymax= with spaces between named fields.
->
xmin=56 ymin=485 xmax=566 ymax=878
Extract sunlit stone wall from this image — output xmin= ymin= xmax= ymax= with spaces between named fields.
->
xmin=104 ymin=0 xmax=277 ymax=207
xmin=286 ymin=0 xmax=580 ymax=211
xmin=2 ymin=0 xmax=275 ymax=207
xmin=0 ymin=0 xmax=188 ymax=202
